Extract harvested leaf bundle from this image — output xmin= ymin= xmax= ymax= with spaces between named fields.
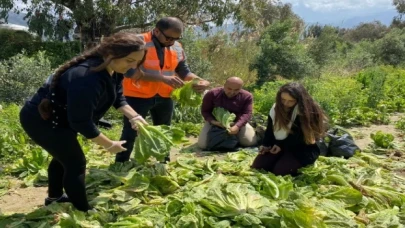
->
xmin=171 ymin=79 xmax=203 ymax=107
xmin=213 ymin=107 xmax=236 ymax=131
xmin=134 ymin=123 xmax=186 ymax=164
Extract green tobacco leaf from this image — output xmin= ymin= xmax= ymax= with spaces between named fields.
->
xmin=171 ymin=79 xmax=203 ymax=107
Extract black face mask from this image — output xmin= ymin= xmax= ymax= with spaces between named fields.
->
xmin=124 ymin=68 xmax=137 ymax=78
xmin=123 ymin=50 xmax=147 ymax=78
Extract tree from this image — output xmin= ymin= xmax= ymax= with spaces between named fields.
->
xmin=343 ymin=21 xmax=388 ymax=42
xmin=394 ymin=0 xmax=405 ymax=15
xmin=234 ymin=0 xmax=303 ymax=35
xmin=392 ymin=0 xmax=405 ymax=28
xmin=250 ymin=20 xmax=317 ymax=85
xmin=0 ymin=0 xmax=239 ymax=48
xmin=307 ymin=26 xmax=338 ymax=66
xmin=303 ymin=23 xmax=324 ymax=38
xmin=374 ymin=28 xmax=405 ymax=66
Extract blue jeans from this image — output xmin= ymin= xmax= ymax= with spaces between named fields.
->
xmin=115 ymin=95 xmax=173 ymax=162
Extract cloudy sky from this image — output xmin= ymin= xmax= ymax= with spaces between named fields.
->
xmin=280 ymin=0 xmax=397 ymax=27
xmin=7 ymin=0 xmax=399 ymax=28
xmin=282 ymin=0 xmax=394 ymax=11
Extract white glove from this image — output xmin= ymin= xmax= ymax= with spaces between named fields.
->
xmin=104 ymin=140 xmax=127 ymax=154
xmin=129 ymin=115 xmax=148 ymax=130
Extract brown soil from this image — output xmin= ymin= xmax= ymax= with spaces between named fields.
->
xmin=0 ymin=180 xmax=47 ymax=214
xmin=347 ymin=113 xmax=404 ymax=150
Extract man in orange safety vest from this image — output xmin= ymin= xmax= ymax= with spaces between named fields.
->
xmin=116 ymin=17 xmax=210 ymax=163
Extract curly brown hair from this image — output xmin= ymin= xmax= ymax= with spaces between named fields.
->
xmin=38 ymin=32 xmax=146 ymax=120
xmin=274 ymin=82 xmax=327 ymax=144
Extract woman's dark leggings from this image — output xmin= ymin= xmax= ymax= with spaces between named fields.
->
xmin=251 ymin=149 xmax=303 ymax=176
xmin=19 ymin=104 xmax=90 ymax=211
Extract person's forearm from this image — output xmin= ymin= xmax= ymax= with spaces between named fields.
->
xmin=118 ymin=105 xmax=140 ymax=119
xmin=90 ymin=133 xmax=113 ymax=148
xmin=202 ymin=112 xmax=215 ymax=123
xmin=140 ymin=71 xmax=164 ymax=82
xmin=184 ymin=73 xmax=200 ymax=81
xmin=235 ymin=113 xmax=252 ymax=128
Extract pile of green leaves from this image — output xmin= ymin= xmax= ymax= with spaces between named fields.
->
xmin=213 ymin=107 xmax=236 ymax=131
xmin=370 ymin=131 xmax=395 ymax=148
xmin=173 ymin=122 xmax=203 ymax=137
xmin=2 ymin=146 xmax=405 ymax=227
xmin=134 ymin=123 xmax=186 ymax=164
xmin=171 ymin=79 xmax=203 ymax=107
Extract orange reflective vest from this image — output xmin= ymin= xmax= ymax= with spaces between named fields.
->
xmin=123 ymin=31 xmax=185 ymax=98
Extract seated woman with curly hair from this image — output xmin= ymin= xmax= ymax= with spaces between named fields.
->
xmin=251 ymin=82 xmax=327 ymax=176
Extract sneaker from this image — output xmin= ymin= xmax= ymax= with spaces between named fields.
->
xmin=44 ymin=193 xmax=70 ymax=206
xmin=164 ymin=156 xmax=170 ymax=163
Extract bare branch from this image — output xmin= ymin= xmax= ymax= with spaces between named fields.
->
xmin=131 ymin=0 xmax=146 ymax=5
xmin=185 ymin=17 xmax=218 ymax=25
xmin=112 ymin=22 xmax=152 ymax=33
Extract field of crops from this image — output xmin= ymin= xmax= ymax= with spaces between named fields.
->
xmin=0 ymin=100 xmax=405 ymax=227
xmin=0 ymin=65 xmax=405 ymax=227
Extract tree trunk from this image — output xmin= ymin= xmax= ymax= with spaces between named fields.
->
xmin=79 ymin=14 xmax=115 ymax=50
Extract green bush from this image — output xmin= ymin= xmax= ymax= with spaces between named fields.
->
xmin=303 ymin=76 xmax=367 ymax=126
xmin=379 ymin=66 xmax=405 ymax=112
xmin=356 ymin=66 xmax=405 ymax=112
xmin=181 ymin=29 xmax=213 ymax=81
xmin=0 ymin=51 xmax=53 ymax=104
xmin=251 ymin=80 xmax=289 ymax=115
xmin=0 ymin=28 xmax=80 ymax=68
xmin=0 ymin=29 xmax=39 ymax=60
xmin=356 ymin=67 xmax=387 ymax=108
xmin=251 ymin=20 xmax=318 ymax=85
xmin=374 ymin=29 xmax=405 ymax=66
xmin=0 ymin=103 xmax=30 ymax=164
xmin=39 ymin=42 xmax=81 ymax=68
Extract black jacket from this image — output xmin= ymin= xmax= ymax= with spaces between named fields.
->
xmin=27 ymin=58 xmax=127 ymax=138
xmin=262 ymin=115 xmax=320 ymax=166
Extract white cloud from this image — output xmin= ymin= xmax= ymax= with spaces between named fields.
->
xmin=282 ymin=0 xmax=394 ymax=12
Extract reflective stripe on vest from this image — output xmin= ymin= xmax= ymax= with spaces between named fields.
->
xmin=123 ymin=32 xmax=184 ymax=98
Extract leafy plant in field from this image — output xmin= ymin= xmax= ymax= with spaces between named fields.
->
xmin=251 ymin=80 xmax=289 ymax=115
xmin=395 ymin=117 xmax=405 ymax=133
xmin=0 ymin=178 xmax=10 ymax=197
xmin=173 ymin=105 xmax=203 ymax=124
xmin=173 ymin=122 xmax=202 ymax=137
xmin=2 ymin=149 xmax=405 ymax=227
xmin=9 ymin=147 xmax=50 ymax=187
xmin=380 ymin=66 xmax=405 ymax=112
xmin=0 ymin=104 xmax=32 ymax=164
xmin=370 ymin=131 xmax=395 ymax=148
xmin=356 ymin=67 xmax=387 ymax=108
xmin=303 ymin=75 xmax=367 ymax=126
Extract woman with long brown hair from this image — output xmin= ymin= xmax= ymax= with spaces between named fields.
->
xmin=19 ymin=32 xmax=148 ymax=211
xmin=251 ymin=82 xmax=327 ymax=176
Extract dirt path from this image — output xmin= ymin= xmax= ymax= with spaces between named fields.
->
xmin=0 ymin=179 xmax=47 ymax=214
xmin=347 ymin=113 xmax=404 ymax=150
xmin=0 ymin=114 xmax=403 ymax=215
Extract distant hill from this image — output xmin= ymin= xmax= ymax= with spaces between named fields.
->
xmin=335 ymin=10 xmax=397 ymax=28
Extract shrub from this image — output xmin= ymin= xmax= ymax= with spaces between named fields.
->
xmin=0 ymin=28 xmax=80 ymax=68
xmin=0 ymin=51 xmax=53 ymax=104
